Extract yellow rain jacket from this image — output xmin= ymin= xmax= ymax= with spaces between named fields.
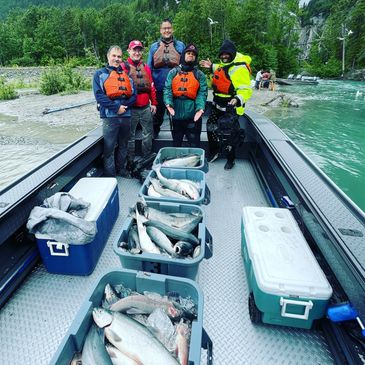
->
xmin=212 ymin=52 xmax=252 ymax=115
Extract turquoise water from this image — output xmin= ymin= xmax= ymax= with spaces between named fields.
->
xmin=265 ymin=80 xmax=365 ymax=212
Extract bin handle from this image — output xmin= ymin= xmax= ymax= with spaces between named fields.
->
xmin=280 ymin=297 xmax=313 ymax=320
xmin=204 ymin=228 xmax=213 ymax=259
xmin=203 ymin=185 xmax=211 ymax=205
xmin=202 ymin=328 xmax=213 ymax=365
xmin=47 ymin=241 xmax=69 ymax=257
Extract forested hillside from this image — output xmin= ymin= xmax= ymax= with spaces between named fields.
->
xmin=0 ymin=0 xmax=364 ymax=78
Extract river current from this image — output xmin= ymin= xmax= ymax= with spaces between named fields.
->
xmin=0 ymin=80 xmax=364 ymax=212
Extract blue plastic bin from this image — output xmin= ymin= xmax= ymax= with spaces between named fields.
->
xmin=49 ymin=269 xmax=213 ymax=365
xmin=139 ymin=168 xmax=209 ymax=205
xmin=153 ymin=147 xmax=208 ymax=172
xmin=35 ymin=178 xmax=119 ymax=275
xmin=113 ymin=201 xmax=213 ymax=279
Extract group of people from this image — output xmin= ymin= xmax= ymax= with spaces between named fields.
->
xmin=255 ymin=69 xmax=276 ymax=91
xmin=93 ymin=18 xmax=252 ymax=176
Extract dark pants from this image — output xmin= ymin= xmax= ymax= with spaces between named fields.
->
xmin=153 ymin=90 xmax=167 ymax=136
xmin=171 ymin=118 xmax=202 ymax=147
xmin=207 ymin=106 xmax=241 ymax=162
xmin=102 ymin=117 xmax=131 ymax=176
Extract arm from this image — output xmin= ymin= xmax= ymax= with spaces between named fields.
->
xmin=147 ymin=43 xmax=155 ymax=69
xmin=163 ymin=69 xmax=176 ymax=116
xmin=193 ymin=71 xmax=208 ymax=121
xmin=231 ymin=66 xmax=252 ymax=106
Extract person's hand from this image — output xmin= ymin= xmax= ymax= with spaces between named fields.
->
xmin=194 ymin=109 xmax=204 ymax=122
xmin=150 ymin=105 xmax=157 ymax=114
xmin=117 ymin=105 xmax=128 ymax=114
xmin=199 ymin=59 xmax=212 ymax=69
xmin=166 ymin=105 xmax=175 ymax=116
xmin=228 ymin=98 xmax=238 ymax=106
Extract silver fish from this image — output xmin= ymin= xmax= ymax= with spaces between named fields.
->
xmin=93 ymin=308 xmax=180 ymax=365
xmin=175 ymin=320 xmax=190 ymax=365
xmin=148 ymin=183 xmax=162 ymax=197
xmin=102 ymin=283 xmax=120 ymax=309
xmin=146 ymin=226 xmax=175 ymax=256
xmin=128 ymin=224 xmax=142 ymax=254
xmin=135 ymin=207 xmax=160 ymax=254
xmin=109 ymin=293 xmax=181 ymax=319
xmin=150 ymin=178 xmax=190 ymax=200
xmin=174 ymin=241 xmax=195 ymax=256
xmin=81 ymin=324 xmax=113 ymax=365
xmin=105 ymin=344 xmax=140 ymax=365
xmin=161 ymin=154 xmax=200 ymax=168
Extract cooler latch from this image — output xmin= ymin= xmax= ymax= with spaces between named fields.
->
xmin=47 ymin=241 xmax=70 ymax=256
xmin=280 ymin=297 xmax=313 ymax=320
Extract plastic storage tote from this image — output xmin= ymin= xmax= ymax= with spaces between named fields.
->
xmin=49 ymin=268 xmax=213 ymax=365
xmin=139 ymin=168 xmax=209 ymax=205
xmin=241 ymin=206 xmax=332 ymax=329
xmin=153 ymin=147 xmax=208 ymax=172
xmin=35 ymin=177 xmax=119 ymax=275
xmin=113 ymin=201 xmax=212 ymax=279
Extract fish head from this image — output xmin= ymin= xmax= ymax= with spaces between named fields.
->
xmin=92 ymin=307 xmax=113 ymax=328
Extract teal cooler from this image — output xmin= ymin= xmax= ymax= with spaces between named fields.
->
xmin=241 ymin=206 xmax=332 ymax=329
xmin=49 ymin=269 xmax=212 ymax=365
xmin=35 ymin=177 xmax=119 ymax=275
xmin=139 ymin=168 xmax=209 ymax=205
xmin=113 ymin=201 xmax=212 ymax=279
xmin=153 ymin=147 xmax=208 ymax=172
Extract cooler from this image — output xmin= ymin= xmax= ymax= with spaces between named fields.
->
xmin=49 ymin=269 xmax=212 ymax=365
xmin=153 ymin=147 xmax=208 ymax=172
xmin=241 ymin=206 xmax=332 ymax=329
xmin=35 ymin=177 xmax=119 ymax=275
xmin=139 ymin=168 xmax=209 ymax=205
xmin=113 ymin=201 xmax=213 ymax=279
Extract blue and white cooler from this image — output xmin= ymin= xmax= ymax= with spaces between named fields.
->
xmin=35 ymin=177 xmax=119 ymax=275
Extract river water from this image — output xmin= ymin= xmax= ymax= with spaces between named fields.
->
xmin=0 ymin=80 xmax=364 ymax=212
xmin=264 ymin=80 xmax=365 ymax=212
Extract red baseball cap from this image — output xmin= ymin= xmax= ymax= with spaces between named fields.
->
xmin=128 ymin=40 xmax=144 ymax=49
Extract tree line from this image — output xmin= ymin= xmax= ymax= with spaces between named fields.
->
xmin=0 ymin=0 xmax=364 ymax=78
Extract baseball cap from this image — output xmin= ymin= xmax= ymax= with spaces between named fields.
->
xmin=128 ymin=40 xmax=144 ymax=50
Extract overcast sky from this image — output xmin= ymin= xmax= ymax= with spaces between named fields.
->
xmin=300 ymin=0 xmax=311 ymax=5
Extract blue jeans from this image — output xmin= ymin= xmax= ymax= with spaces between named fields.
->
xmin=102 ymin=117 xmax=131 ymax=176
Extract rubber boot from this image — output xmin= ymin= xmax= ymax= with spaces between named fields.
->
xmin=224 ymin=145 xmax=235 ymax=170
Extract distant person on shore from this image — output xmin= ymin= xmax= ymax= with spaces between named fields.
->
xmin=269 ymin=69 xmax=276 ymax=91
xmin=260 ymin=70 xmax=271 ymax=89
xmin=125 ymin=40 xmax=157 ymax=166
xmin=163 ymin=44 xmax=208 ymax=147
xmin=147 ymin=18 xmax=185 ymax=138
xmin=255 ymin=69 xmax=263 ymax=89
xmin=92 ymin=45 xmax=136 ymax=177
xmin=200 ymin=39 xmax=252 ymax=170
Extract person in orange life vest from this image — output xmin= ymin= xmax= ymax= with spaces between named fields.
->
xmin=147 ymin=18 xmax=185 ymax=138
xmin=200 ymin=40 xmax=252 ymax=170
xmin=163 ymin=44 xmax=208 ymax=147
xmin=125 ymin=40 xmax=157 ymax=164
xmin=93 ymin=45 xmax=137 ymax=177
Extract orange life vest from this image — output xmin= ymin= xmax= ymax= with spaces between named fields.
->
xmin=126 ymin=63 xmax=151 ymax=94
xmin=153 ymin=41 xmax=180 ymax=68
xmin=171 ymin=69 xmax=200 ymax=100
xmin=104 ymin=69 xmax=133 ymax=99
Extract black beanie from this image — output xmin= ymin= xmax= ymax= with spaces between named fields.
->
xmin=218 ymin=39 xmax=237 ymax=61
xmin=180 ymin=43 xmax=199 ymax=70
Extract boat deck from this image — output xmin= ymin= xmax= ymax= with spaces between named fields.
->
xmin=0 ymin=158 xmax=334 ymax=364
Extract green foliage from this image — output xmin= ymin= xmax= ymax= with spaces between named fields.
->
xmin=0 ymin=77 xmax=18 ymax=100
xmin=39 ymin=65 xmax=91 ymax=95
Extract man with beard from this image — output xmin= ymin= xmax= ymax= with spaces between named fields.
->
xmin=200 ymin=40 xmax=252 ymax=170
xmin=93 ymin=45 xmax=136 ymax=177
xmin=163 ymin=44 xmax=208 ymax=147
xmin=125 ymin=40 xmax=157 ymax=165
xmin=147 ymin=18 xmax=185 ymax=138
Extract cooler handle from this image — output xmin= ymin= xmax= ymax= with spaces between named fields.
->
xmin=280 ymin=297 xmax=313 ymax=320
xmin=47 ymin=241 xmax=70 ymax=257
xmin=202 ymin=328 xmax=213 ymax=365
xmin=204 ymin=228 xmax=213 ymax=259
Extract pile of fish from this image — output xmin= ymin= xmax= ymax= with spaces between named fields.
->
xmin=147 ymin=165 xmax=201 ymax=201
xmin=161 ymin=154 xmax=201 ymax=168
xmin=76 ymin=283 xmax=196 ymax=365
xmin=118 ymin=200 xmax=202 ymax=258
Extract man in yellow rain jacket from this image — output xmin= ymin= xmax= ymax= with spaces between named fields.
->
xmin=200 ymin=40 xmax=252 ymax=169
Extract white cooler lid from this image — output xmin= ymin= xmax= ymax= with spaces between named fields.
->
xmin=242 ymin=206 xmax=332 ymax=300
xmin=69 ymin=177 xmax=117 ymax=221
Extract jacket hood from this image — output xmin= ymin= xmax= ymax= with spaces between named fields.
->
xmin=218 ymin=40 xmax=237 ymax=61
xmin=180 ymin=43 xmax=199 ymax=71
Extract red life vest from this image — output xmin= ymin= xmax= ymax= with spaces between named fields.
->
xmin=153 ymin=41 xmax=180 ymax=68
xmin=125 ymin=62 xmax=151 ymax=94
xmin=171 ymin=69 xmax=200 ymax=100
xmin=104 ymin=69 xmax=133 ymax=99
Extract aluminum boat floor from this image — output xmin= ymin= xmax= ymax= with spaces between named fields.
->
xmin=0 ymin=159 xmax=334 ymax=365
